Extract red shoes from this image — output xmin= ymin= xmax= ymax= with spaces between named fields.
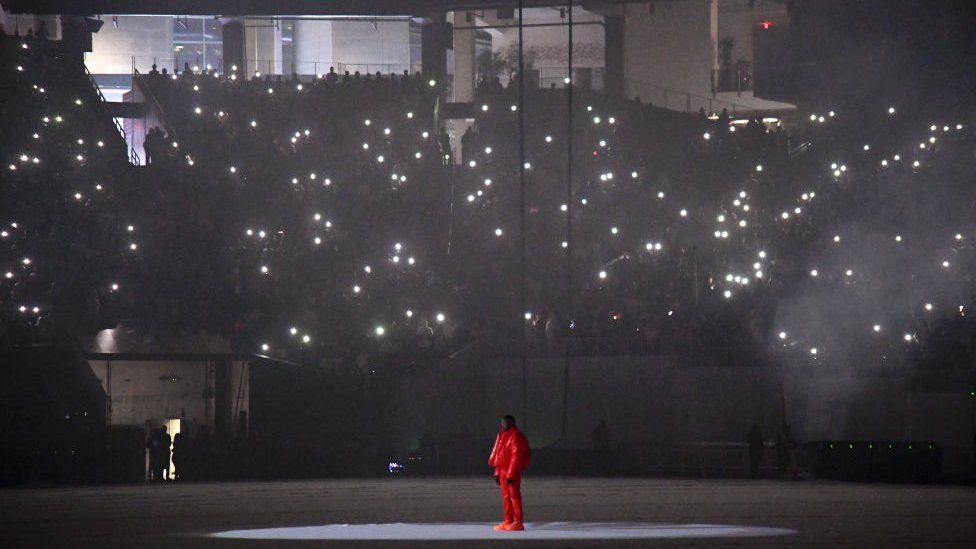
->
xmin=493 ymin=522 xmax=509 ymax=531
xmin=494 ymin=522 xmax=524 ymax=531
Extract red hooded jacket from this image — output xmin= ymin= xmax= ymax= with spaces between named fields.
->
xmin=488 ymin=427 xmax=530 ymax=479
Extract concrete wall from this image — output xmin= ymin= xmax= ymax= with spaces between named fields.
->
xmin=87 ymin=359 xmax=248 ymax=437
xmin=245 ymin=18 xmax=282 ymax=76
xmin=390 ymin=355 xmax=973 ymax=475
xmin=331 ymin=20 xmax=411 ymax=73
xmin=294 ymin=19 xmax=334 ymax=74
xmin=489 ymin=6 xmax=605 ymax=69
xmin=624 ymin=0 xmax=717 ymax=106
xmin=87 ymin=16 xmax=172 ymax=75
xmin=391 ymin=355 xmax=783 ymax=452
xmin=623 ymin=0 xmax=795 ymax=114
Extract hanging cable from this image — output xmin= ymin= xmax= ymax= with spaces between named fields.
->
xmin=518 ymin=0 xmax=528 ymax=434
xmin=557 ymin=0 xmax=574 ymax=445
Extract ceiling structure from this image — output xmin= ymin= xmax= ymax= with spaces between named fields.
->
xmin=5 ymin=0 xmax=635 ymax=16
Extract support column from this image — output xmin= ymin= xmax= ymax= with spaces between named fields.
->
xmin=453 ymin=11 xmax=476 ymax=103
xmin=294 ymin=19 xmax=334 ymax=76
xmin=421 ymin=11 xmax=449 ymax=88
xmin=221 ymin=18 xmax=245 ymax=75
xmin=604 ymin=15 xmax=625 ymax=98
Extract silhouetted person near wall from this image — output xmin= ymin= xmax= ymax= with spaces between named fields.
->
xmin=747 ymin=423 xmax=764 ymax=478
xmin=146 ymin=427 xmax=170 ymax=481
xmin=172 ymin=432 xmax=184 ymax=480
xmin=775 ymin=422 xmax=796 ymax=479
xmin=592 ymin=418 xmax=614 ymax=475
xmin=158 ymin=426 xmax=172 ymax=480
xmin=146 ymin=428 xmax=160 ymax=480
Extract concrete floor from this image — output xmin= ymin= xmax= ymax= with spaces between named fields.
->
xmin=1 ymin=477 xmax=975 ymax=548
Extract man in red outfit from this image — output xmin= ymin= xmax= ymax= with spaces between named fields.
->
xmin=488 ymin=414 xmax=530 ymax=531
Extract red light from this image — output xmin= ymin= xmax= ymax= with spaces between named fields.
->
xmin=759 ymin=21 xmax=773 ymax=29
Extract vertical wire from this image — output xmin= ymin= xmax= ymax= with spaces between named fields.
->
xmin=559 ymin=0 xmax=574 ymax=444
xmin=518 ymin=0 xmax=528 ymax=433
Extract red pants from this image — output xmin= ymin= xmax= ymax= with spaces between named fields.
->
xmin=499 ymin=475 xmax=523 ymax=524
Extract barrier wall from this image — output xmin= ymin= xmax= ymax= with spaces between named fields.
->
xmin=390 ymin=355 xmax=974 ymax=478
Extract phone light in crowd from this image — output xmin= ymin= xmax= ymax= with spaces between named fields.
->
xmin=810 ymin=269 xmax=818 ymax=277
xmin=755 ymin=165 xmax=763 ymax=172
xmin=598 ymin=270 xmax=607 ymax=280
xmin=353 ymin=285 xmax=361 ymax=294
xmin=129 ymin=243 xmax=138 ymax=251
xmin=110 ymin=283 xmax=119 ymax=291
xmin=924 ymin=303 xmax=933 ymax=311
xmin=250 ymin=120 xmax=257 ymax=127
xmin=703 ymin=132 xmax=711 ymax=140
xmin=375 ymin=325 xmax=386 ymax=336
xmin=545 ymin=135 xmax=553 ymax=143
xmin=301 ymin=334 xmax=311 ymax=343
xmin=888 ymin=106 xmax=896 ymax=114
xmin=810 ymin=347 xmax=818 ymax=355
xmin=405 ymin=310 xmax=413 ymax=318
xmin=428 ymin=79 xmax=436 ymax=87
xmin=903 ymin=333 xmax=913 ymax=342
xmin=435 ymin=313 xmax=446 ymax=323
xmin=495 ymin=228 xmax=503 ymax=237
xmin=895 ymin=235 xmax=902 ymax=242
xmin=679 ymin=209 xmax=688 ymax=217
xmin=261 ymin=343 xmax=269 ymax=352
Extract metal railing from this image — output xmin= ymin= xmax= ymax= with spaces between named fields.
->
xmin=83 ymin=62 xmax=126 ymax=141
xmin=244 ymin=58 xmax=419 ymax=77
xmin=625 ymin=76 xmax=757 ymax=115
xmin=132 ymin=68 xmax=177 ymax=142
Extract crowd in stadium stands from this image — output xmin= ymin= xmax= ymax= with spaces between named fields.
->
xmin=3 ymin=31 xmax=976 ymax=375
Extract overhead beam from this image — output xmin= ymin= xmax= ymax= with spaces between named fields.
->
xmin=4 ymin=0 xmax=611 ymax=17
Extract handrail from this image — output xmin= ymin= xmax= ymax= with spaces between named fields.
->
xmin=132 ymin=68 xmax=178 ymax=143
xmin=624 ymin=76 xmax=757 ymax=114
xmin=83 ymin=62 xmax=126 ymax=141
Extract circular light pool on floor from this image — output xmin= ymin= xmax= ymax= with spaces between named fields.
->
xmin=211 ymin=521 xmax=796 ymax=540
